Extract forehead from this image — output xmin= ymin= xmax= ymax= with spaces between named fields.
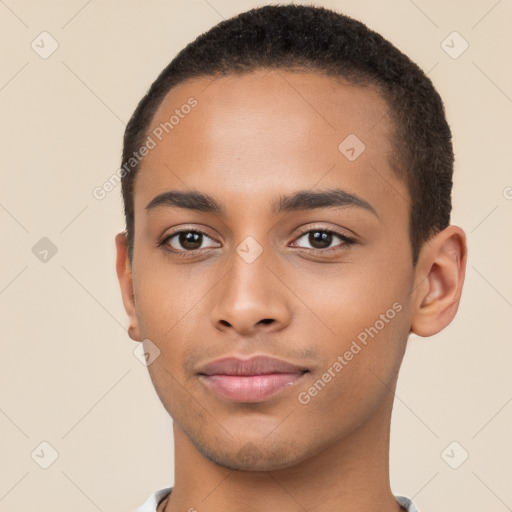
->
xmin=135 ymin=69 xmax=407 ymax=220
xmin=149 ymin=69 xmax=392 ymax=155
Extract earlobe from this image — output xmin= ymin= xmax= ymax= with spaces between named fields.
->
xmin=115 ymin=232 xmax=142 ymax=342
xmin=411 ymin=226 xmax=467 ymax=337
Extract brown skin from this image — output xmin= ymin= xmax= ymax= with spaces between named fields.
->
xmin=116 ymin=69 xmax=466 ymax=512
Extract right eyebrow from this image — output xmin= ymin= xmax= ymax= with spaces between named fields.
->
xmin=145 ymin=191 xmax=224 ymax=214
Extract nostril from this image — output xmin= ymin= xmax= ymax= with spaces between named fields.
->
xmin=258 ymin=318 xmax=274 ymax=325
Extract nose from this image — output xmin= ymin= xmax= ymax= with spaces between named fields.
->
xmin=210 ymin=253 xmax=292 ymax=336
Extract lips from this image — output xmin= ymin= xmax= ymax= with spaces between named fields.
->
xmin=197 ymin=355 xmax=308 ymax=403
xmin=198 ymin=355 xmax=307 ymax=376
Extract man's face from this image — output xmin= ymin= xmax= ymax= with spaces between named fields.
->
xmin=127 ymin=69 xmax=416 ymax=470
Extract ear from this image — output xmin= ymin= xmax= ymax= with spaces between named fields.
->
xmin=115 ymin=232 xmax=141 ymax=342
xmin=410 ymin=225 xmax=467 ymax=337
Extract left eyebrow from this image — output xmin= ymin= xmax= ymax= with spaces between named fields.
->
xmin=273 ymin=189 xmax=379 ymax=219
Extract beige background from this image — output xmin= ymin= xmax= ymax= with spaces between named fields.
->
xmin=1 ymin=0 xmax=511 ymax=510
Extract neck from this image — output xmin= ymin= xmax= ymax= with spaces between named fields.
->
xmin=164 ymin=393 xmax=402 ymax=512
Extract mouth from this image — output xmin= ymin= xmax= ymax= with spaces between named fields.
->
xmin=197 ymin=355 xmax=309 ymax=403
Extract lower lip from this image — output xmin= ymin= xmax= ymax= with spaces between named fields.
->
xmin=199 ymin=373 xmax=306 ymax=402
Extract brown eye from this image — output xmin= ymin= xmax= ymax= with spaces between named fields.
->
xmin=308 ymin=231 xmax=332 ymax=249
xmin=293 ymin=229 xmax=353 ymax=251
xmin=164 ymin=230 xmax=218 ymax=251
xmin=178 ymin=231 xmax=203 ymax=250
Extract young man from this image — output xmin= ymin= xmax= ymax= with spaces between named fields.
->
xmin=115 ymin=5 xmax=466 ymax=511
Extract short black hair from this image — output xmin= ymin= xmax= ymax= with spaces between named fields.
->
xmin=121 ymin=4 xmax=453 ymax=264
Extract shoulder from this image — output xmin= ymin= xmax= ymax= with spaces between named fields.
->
xmin=395 ymin=495 xmax=421 ymax=512
xmin=134 ymin=487 xmax=173 ymax=512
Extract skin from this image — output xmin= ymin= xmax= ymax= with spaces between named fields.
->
xmin=116 ymin=69 xmax=466 ymax=512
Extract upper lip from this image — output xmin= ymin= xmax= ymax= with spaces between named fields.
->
xmin=197 ymin=355 xmax=308 ymax=376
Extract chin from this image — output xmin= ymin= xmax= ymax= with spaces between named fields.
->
xmin=193 ymin=436 xmax=311 ymax=472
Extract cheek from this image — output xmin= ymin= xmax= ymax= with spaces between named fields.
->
xmin=290 ymin=254 xmax=411 ymax=406
xmin=132 ymin=264 xmax=208 ymax=410
xmin=293 ymin=297 xmax=409 ymax=439
xmin=292 ymin=257 xmax=413 ymax=418
xmin=290 ymin=252 xmax=411 ymax=346
xmin=132 ymin=257 xmax=211 ymax=342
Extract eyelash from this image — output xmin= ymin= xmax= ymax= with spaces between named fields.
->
xmin=159 ymin=227 xmax=355 ymax=257
xmin=292 ymin=227 xmax=355 ymax=253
